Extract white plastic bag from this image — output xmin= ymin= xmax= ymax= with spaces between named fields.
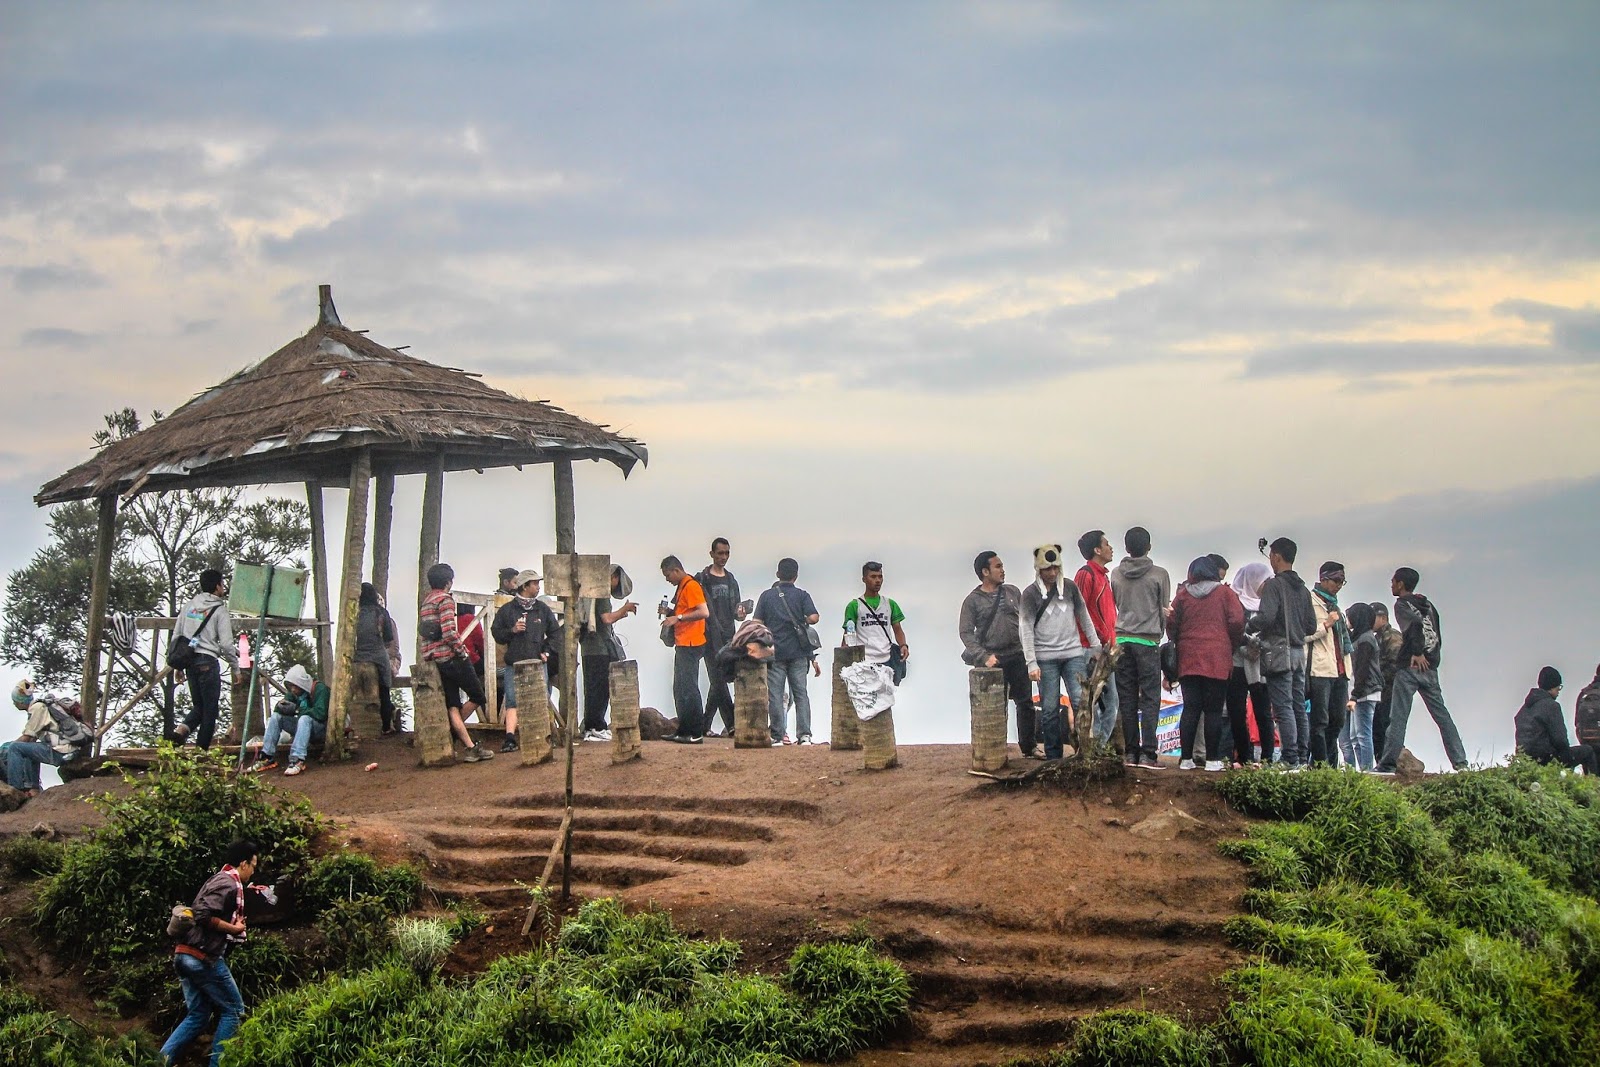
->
xmin=841 ymin=662 xmax=896 ymax=720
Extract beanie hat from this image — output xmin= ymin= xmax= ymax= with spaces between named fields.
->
xmin=1539 ymin=665 xmax=1563 ymax=690
xmin=285 ymin=664 xmax=316 ymax=693
xmin=10 ymin=679 xmax=33 ymax=710
xmin=1033 ymin=544 xmax=1065 ymax=571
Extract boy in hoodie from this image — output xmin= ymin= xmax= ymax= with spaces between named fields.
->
xmin=1244 ymin=537 xmax=1317 ymax=769
xmin=1515 ymin=666 xmax=1597 ymax=775
xmin=249 ymin=664 xmax=328 ymax=776
xmin=1372 ymin=567 xmax=1469 ymax=774
xmin=171 ymin=569 xmax=240 ymax=750
xmin=1020 ymin=545 xmax=1101 ymax=761
xmin=1110 ymin=527 xmax=1171 ymax=768
xmin=959 ymin=551 xmax=1034 ymax=757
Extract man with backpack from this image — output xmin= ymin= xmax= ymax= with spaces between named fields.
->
xmin=5 ymin=679 xmax=92 ymax=796
xmin=1371 ymin=567 xmax=1470 ymax=774
xmin=161 ymin=840 xmax=259 ymax=1067
xmin=1576 ymin=664 xmax=1600 ymax=752
xmin=1021 ymin=545 xmax=1101 ymax=761
xmin=959 ymin=551 xmax=1033 ymax=757
xmin=1514 ymin=666 xmax=1597 ymax=775
xmin=753 ymin=558 xmax=823 ymax=745
xmin=171 ymin=569 xmax=239 ymax=749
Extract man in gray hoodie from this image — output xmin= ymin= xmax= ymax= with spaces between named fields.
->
xmin=1020 ymin=545 xmax=1101 ymax=760
xmin=1110 ymin=527 xmax=1171 ymax=768
xmin=172 ymin=568 xmax=239 ymax=750
xmin=1244 ymin=537 xmax=1318 ymax=769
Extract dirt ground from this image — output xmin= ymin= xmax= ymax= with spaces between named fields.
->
xmin=0 ymin=737 xmax=1252 ymax=1066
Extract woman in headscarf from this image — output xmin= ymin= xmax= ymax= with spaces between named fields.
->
xmin=1168 ymin=556 xmax=1246 ymax=770
xmin=1339 ymin=602 xmax=1381 ymax=770
xmin=1228 ymin=561 xmax=1274 ymax=767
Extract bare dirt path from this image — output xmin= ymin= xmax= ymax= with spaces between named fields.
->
xmin=2 ymin=738 xmax=1250 ymax=1065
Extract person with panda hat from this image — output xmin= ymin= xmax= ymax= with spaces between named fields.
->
xmin=1019 ymin=545 xmax=1102 ymax=761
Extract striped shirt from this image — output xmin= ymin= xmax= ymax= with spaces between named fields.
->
xmin=418 ymin=590 xmax=467 ymax=662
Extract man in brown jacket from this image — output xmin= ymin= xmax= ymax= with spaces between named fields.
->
xmin=162 ymin=840 xmax=260 ymax=1067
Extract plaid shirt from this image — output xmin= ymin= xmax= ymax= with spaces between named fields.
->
xmin=419 ymin=590 xmax=467 ymax=662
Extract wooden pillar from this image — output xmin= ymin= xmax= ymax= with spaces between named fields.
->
xmin=971 ymin=667 xmax=1009 ymax=772
xmin=862 ymin=708 xmax=898 ymax=770
xmin=515 ymin=660 xmax=554 ymax=765
xmin=411 ymin=661 xmax=455 ymax=766
xmin=325 ymin=449 xmax=372 ymax=761
xmin=553 ymin=459 xmax=575 ymax=554
xmin=80 ymin=493 xmax=118 ymax=725
xmin=609 ymin=660 xmax=642 ymax=764
xmin=371 ymin=467 xmax=395 ymax=604
xmin=733 ymin=658 xmax=771 ymax=747
xmin=306 ymin=482 xmax=334 ymax=678
xmin=831 ymin=646 xmax=865 ymax=750
xmin=416 ymin=454 xmax=445 ymax=661
xmin=551 ymin=459 xmax=577 ymax=747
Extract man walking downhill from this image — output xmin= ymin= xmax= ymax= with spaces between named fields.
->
xmin=1021 ymin=545 xmax=1101 ymax=761
xmin=754 ymin=558 xmax=822 ymax=745
xmin=1306 ymin=562 xmax=1353 ymax=767
xmin=1372 ymin=568 xmax=1469 ymax=774
xmin=1245 ymin=538 xmax=1317 ymax=769
xmin=659 ymin=556 xmax=710 ymax=744
xmin=1075 ymin=530 xmax=1120 ymax=749
xmin=171 ymin=569 xmax=239 ymax=749
xmin=697 ymin=538 xmax=746 ymax=737
xmin=959 ymin=552 xmax=1034 ymax=758
xmin=1110 ymin=528 xmax=1171 ymax=769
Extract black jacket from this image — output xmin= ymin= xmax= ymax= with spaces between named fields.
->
xmin=1515 ymin=687 xmax=1571 ymax=763
xmin=1395 ymin=592 xmax=1443 ymax=669
xmin=490 ymin=598 xmax=559 ymax=666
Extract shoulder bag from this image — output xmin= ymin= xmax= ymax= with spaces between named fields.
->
xmin=1259 ymin=579 xmax=1296 ymax=675
xmin=167 ymin=603 xmax=223 ymax=671
xmin=778 ymin=586 xmax=822 ymax=655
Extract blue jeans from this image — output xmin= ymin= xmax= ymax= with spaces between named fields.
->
xmin=1265 ymin=650 xmax=1308 ymax=766
xmin=261 ymin=712 xmax=325 ymax=764
xmin=767 ymin=658 xmax=813 ymax=741
xmin=672 ymin=645 xmax=706 ymax=738
xmin=5 ymin=740 xmax=64 ymax=792
xmin=162 ymin=952 xmax=244 ymax=1067
xmin=1376 ymin=667 xmax=1467 ymax=771
xmin=1036 ymin=655 xmax=1089 ymax=759
xmin=1341 ymin=698 xmax=1377 ymax=771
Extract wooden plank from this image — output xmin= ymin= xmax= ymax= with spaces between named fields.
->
xmin=80 ymin=493 xmax=117 ymax=726
xmin=522 ymin=808 xmax=572 ymax=937
xmin=325 ymin=449 xmax=372 ymax=761
xmin=306 ymin=482 xmax=335 ymax=677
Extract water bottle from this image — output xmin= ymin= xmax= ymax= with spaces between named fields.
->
xmin=844 ymin=620 xmax=857 ymax=638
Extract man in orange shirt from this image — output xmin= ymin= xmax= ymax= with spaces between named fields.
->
xmin=659 ymin=555 xmax=711 ymax=743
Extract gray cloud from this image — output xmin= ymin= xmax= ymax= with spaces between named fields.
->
xmin=11 ymin=263 xmax=106 ymax=293
xmin=19 ymin=327 xmax=95 ymax=348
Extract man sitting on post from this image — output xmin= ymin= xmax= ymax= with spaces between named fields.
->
xmin=491 ymin=569 xmax=559 ymax=754
xmin=959 ymin=551 xmax=1033 ymax=758
xmin=419 ymin=563 xmax=495 ymax=763
xmin=249 ymin=664 xmax=328 ymax=776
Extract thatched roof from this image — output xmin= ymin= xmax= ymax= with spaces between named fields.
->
xmin=36 ymin=286 xmax=647 ymax=505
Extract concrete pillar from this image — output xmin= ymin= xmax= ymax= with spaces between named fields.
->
xmin=515 ymin=660 xmax=554 ymax=765
xmin=862 ymin=708 xmax=898 ymax=770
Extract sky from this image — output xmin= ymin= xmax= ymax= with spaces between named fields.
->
xmin=1 ymin=2 xmax=1597 ymax=769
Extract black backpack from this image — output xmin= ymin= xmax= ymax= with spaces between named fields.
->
xmin=1576 ymin=681 xmax=1600 ymax=746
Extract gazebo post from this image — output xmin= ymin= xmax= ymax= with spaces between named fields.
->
xmin=326 ymin=449 xmax=372 ymax=761
xmin=552 ymin=459 xmax=577 ymax=734
xmin=80 ymin=492 xmax=117 ymax=729
xmin=371 ymin=465 xmax=395 ymax=603
xmin=306 ymin=481 xmax=334 ymax=678
xmin=416 ymin=452 xmax=445 ymax=659
xmin=553 ymin=459 xmax=575 ymax=554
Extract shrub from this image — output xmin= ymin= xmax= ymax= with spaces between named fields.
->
xmin=782 ymin=940 xmax=912 ymax=1059
xmin=220 ymin=964 xmax=424 ymax=1067
xmin=391 ymin=917 xmax=455 ymax=978
xmin=0 ymin=836 xmax=65 ymax=879
xmin=1243 ymin=882 xmax=1456 ymax=980
xmin=1409 ymin=933 xmax=1600 ymax=1064
xmin=1407 ymin=758 xmax=1600 ymax=897
xmin=316 ymin=896 xmax=395 ymax=973
xmin=1223 ymin=915 xmax=1375 ymax=977
xmin=1425 ymin=850 xmax=1564 ymax=948
xmin=1218 ymin=825 xmax=1313 ymax=891
xmin=229 ymin=932 xmax=306 ymax=1007
xmin=1048 ymin=1009 xmax=1222 ymax=1067
xmin=32 ymin=747 xmax=321 ymax=970
xmin=0 ymin=983 xmax=161 ymax=1066
xmin=297 ymin=852 xmax=420 ymax=916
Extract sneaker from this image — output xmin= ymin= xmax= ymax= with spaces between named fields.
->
xmin=1204 ymin=761 xmax=1225 ymax=772
xmin=500 ymin=735 xmax=520 ymax=753
xmin=462 ymin=744 xmax=495 ymax=762
xmin=1124 ymin=756 xmax=1141 ymax=768
xmin=597 ymin=729 xmax=612 ymax=741
xmin=797 ymin=735 xmax=813 ymax=746
xmin=1140 ymin=756 xmax=1163 ymax=770
xmin=283 ymin=762 xmax=305 ymax=777
xmin=667 ymin=734 xmax=703 ymax=745
xmin=771 ymin=739 xmax=784 ymax=747
xmin=1367 ymin=767 xmax=1397 ymax=777
xmin=247 ymin=758 xmax=278 ymax=774
xmin=1287 ymin=764 xmax=1306 ymax=774
xmin=1178 ymin=759 xmax=1197 ymax=771
xmin=172 ymin=723 xmax=190 ymax=739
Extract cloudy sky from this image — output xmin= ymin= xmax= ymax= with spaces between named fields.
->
xmin=2 ymin=2 xmax=1596 ymax=767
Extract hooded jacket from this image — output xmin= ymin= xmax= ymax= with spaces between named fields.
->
xmin=491 ymin=597 xmax=560 ymax=667
xmin=1395 ymin=592 xmax=1443 ymax=669
xmin=959 ymin=584 xmax=1023 ymax=664
xmin=1019 ymin=578 xmax=1100 ymax=671
xmin=1515 ymin=687 xmax=1571 ymax=763
xmin=1170 ymin=580 xmax=1246 ymax=681
xmin=1244 ymin=569 xmax=1317 ymax=652
xmin=175 ymin=591 xmax=239 ymax=668
xmin=1110 ymin=556 xmax=1172 ymax=642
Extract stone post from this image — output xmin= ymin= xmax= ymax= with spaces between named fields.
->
xmin=733 ymin=658 xmax=770 ymax=748
xmin=516 ymin=660 xmax=554 ymax=765
xmin=861 ymin=708 xmax=898 ymax=770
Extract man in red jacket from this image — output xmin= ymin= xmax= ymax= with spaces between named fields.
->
xmin=1075 ymin=530 xmax=1119 ymax=746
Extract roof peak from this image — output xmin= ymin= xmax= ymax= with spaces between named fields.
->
xmin=318 ymin=283 xmax=342 ymax=327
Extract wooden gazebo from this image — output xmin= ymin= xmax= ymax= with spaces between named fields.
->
xmin=36 ymin=285 xmax=647 ymax=755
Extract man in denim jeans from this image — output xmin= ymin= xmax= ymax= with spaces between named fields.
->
xmin=1021 ymin=545 xmax=1101 ymax=760
xmin=162 ymin=840 xmax=259 ymax=1067
xmin=1372 ymin=567 xmax=1469 ymax=774
xmin=754 ymin=558 xmax=822 ymax=744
